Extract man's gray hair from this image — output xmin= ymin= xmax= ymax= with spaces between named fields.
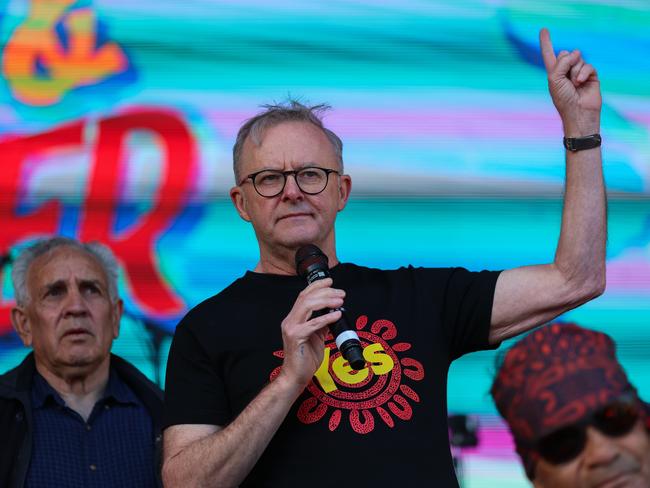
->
xmin=11 ymin=237 xmax=120 ymax=306
xmin=232 ymin=100 xmax=344 ymax=183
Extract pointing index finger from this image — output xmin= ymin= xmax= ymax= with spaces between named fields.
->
xmin=539 ymin=28 xmax=556 ymax=72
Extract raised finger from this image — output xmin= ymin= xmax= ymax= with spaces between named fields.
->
xmin=539 ymin=28 xmax=556 ymax=72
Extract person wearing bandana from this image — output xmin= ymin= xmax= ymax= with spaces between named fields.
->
xmin=491 ymin=323 xmax=650 ymax=488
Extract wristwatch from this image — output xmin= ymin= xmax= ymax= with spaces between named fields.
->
xmin=563 ymin=134 xmax=602 ymax=152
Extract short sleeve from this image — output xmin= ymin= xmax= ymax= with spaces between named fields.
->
xmin=437 ymin=267 xmax=501 ymax=360
xmin=162 ymin=315 xmax=230 ymax=429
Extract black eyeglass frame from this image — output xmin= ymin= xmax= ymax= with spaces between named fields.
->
xmin=240 ymin=166 xmax=340 ymax=198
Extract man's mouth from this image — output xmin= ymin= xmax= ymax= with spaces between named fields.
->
xmin=278 ymin=212 xmax=311 ymax=221
xmin=63 ymin=328 xmax=91 ymax=338
xmin=594 ymin=471 xmax=638 ymax=488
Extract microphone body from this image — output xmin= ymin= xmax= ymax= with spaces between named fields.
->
xmin=296 ymin=245 xmax=365 ymax=370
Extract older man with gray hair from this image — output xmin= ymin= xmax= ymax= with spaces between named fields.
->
xmin=0 ymin=237 xmax=164 ymax=488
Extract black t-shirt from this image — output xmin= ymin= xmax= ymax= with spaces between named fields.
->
xmin=164 ymin=263 xmax=501 ymax=487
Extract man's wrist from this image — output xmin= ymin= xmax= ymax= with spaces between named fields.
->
xmin=563 ymin=133 xmax=602 ymax=152
xmin=561 ymin=114 xmax=600 ymax=138
xmin=272 ymin=371 xmax=309 ymax=399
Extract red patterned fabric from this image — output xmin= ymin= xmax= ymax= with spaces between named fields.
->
xmin=491 ymin=323 xmax=637 ymax=478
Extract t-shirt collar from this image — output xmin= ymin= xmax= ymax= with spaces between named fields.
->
xmin=244 ymin=262 xmax=345 ymax=281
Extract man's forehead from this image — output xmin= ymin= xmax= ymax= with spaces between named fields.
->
xmin=242 ymin=121 xmax=335 ymax=167
xmin=253 ymin=119 xmax=327 ymax=142
xmin=29 ymin=246 xmax=107 ymax=286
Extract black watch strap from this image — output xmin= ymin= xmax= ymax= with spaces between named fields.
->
xmin=563 ymin=133 xmax=602 ymax=152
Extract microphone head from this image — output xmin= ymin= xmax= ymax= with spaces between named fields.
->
xmin=295 ymin=244 xmax=328 ymax=278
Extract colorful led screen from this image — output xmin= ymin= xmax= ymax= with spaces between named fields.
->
xmin=1 ymin=1 xmax=649 ymax=485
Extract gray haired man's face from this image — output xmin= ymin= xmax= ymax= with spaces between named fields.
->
xmin=13 ymin=246 xmax=121 ymax=373
xmin=230 ymin=120 xmax=351 ymax=255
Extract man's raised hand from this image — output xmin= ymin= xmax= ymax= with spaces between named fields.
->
xmin=539 ymin=27 xmax=601 ymax=136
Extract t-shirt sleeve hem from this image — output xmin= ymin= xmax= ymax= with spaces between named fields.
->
xmin=162 ymin=411 xmax=230 ymax=430
xmin=477 ymin=269 xmax=503 ymax=351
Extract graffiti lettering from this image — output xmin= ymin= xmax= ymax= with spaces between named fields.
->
xmin=0 ymin=108 xmax=197 ymax=333
xmin=2 ymin=0 xmax=128 ymax=106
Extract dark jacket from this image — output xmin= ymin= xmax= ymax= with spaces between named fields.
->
xmin=0 ymin=352 xmax=164 ymax=488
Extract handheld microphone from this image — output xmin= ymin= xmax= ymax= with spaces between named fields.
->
xmin=295 ymin=244 xmax=365 ymax=370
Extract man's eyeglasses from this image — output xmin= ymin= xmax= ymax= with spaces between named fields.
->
xmin=240 ymin=166 xmax=340 ymax=198
xmin=534 ymin=398 xmax=642 ymax=465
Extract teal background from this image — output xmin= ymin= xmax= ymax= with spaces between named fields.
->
xmin=1 ymin=1 xmax=649 ymax=485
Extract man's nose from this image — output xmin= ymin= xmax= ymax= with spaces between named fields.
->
xmin=583 ymin=426 xmax=621 ymax=469
xmin=280 ymin=173 xmax=304 ymax=201
xmin=63 ymin=288 xmax=89 ymax=316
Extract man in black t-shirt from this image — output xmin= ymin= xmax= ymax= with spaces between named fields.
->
xmin=162 ymin=29 xmax=606 ymax=487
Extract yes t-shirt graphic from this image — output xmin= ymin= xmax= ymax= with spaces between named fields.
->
xmin=270 ymin=314 xmax=425 ymax=434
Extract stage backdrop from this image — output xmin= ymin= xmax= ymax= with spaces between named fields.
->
xmin=1 ymin=1 xmax=649 ymax=485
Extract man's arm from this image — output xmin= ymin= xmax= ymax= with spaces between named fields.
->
xmin=489 ymin=29 xmax=606 ymax=344
xmin=162 ymin=278 xmax=344 ymax=488
xmin=162 ymin=376 xmax=303 ymax=488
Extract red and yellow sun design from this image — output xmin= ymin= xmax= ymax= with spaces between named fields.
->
xmin=270 ymin=314 xmax=425 ymax=434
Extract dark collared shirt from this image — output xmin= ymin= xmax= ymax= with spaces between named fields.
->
xmin=26 ymin=368 xmax=156 ymax=488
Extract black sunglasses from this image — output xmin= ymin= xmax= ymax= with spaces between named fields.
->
xmin=535 ymin=398 xmax=641 ymax=465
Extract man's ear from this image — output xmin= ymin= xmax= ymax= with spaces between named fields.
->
xmin=230 ymin=186 xmax=252 ymax=222
xmin=11 ymin=306 xmax=32 ymax=347
xmin=337 ymin=174 xmax=352 ymax=212
xmin=112 ymin=299 xmax=123 ymax=339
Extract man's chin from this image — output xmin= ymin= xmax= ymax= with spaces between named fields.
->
xmin=276 ymin=228 xmax=323 ymax=249
xmin=58 ymin=349 xmax=105 ymax=369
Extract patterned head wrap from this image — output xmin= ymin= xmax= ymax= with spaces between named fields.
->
xmin=490 ymin=323 xmax=640 ymax=479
